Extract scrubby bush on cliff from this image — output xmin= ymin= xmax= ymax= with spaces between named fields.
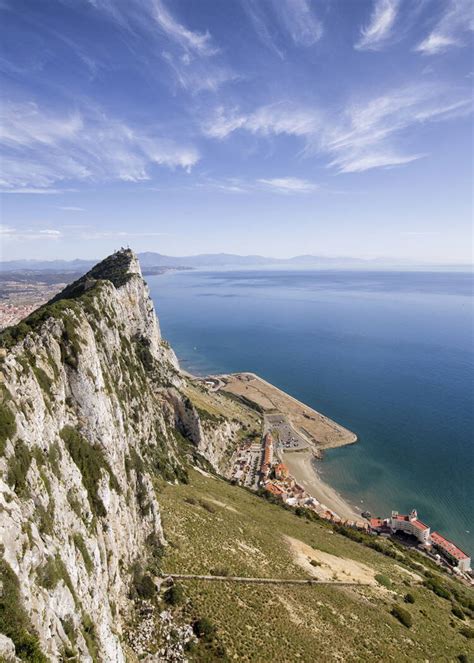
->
xmin=60 ymin=426 xmax=120 ymax=518
xmin=0 ymin=556 xmax=48 ymax=662
xmin=391 ymin=605 xmax=413 ymax=628
xmin=164 ymin=584 xmax=185 ymax=606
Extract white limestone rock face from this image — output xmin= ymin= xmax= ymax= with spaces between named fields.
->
xmin=0 ymin=250 xmax=227 ymax=662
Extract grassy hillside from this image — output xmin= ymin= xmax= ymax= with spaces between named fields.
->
xmin=157 ymin=469 xmax=474 ymax=662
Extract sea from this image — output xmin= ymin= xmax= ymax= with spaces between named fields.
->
xmin=147 ymin=269 xmax=474 ymax=555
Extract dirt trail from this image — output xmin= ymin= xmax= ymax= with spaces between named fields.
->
xmin=285 ymin=535 xmax=376 ymax=585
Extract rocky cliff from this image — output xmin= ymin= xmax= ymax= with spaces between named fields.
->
xmin=0 ymin=250 xmax=241 ymax=662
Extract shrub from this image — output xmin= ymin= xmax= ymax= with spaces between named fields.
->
xmin=36 ymin=500 xmax=55 ymax=536
xmin=73 ymin=533 xmax=93 ymax=574
xmin=459 ymin=626 xmax=474 ymax=639
xmin=423 ymin=577 xmax=450 ymax=600
xmin=375 ymin=574 xmax=392 ymax=589
xmin=37 ymin=555 xmax=76 ymax=604
xmin=164 ymin=584 xmax=185 ymax=606
xmin=130 ymin=564 xmax=156 ymax=600
xmin=0 ymin=398 xmax=16 ymax=454
xmin=404 ymin=593 xmax=415 ymax=604
xmin=391 ymin=605 xmax=413 ymax=628
xmin=0 ymin=558 xmax=48 ymax=662
xmin=193 ymin=617 xmax=217 ymax=641
xmin=6 ymin=439 xmax=32 ymax=497
xmin=82 ymin=613 xmax=100 ymax=662
xmin=60 ymin=426 xmax=120 ymax=518
xmin=199 ymin=500 xmax=216 ymax=514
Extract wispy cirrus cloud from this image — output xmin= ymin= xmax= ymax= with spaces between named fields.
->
xmin=0 ymin=100 xmax=199 ymax=191
xmin=242 ymin=0 xmax=322 ymax=59
xmin=151 ymin=0 xmax=217 ymax=56
xmin=86 ymin=0 xmax=233 ymax=93
xmin=203 ymin=85 xmax=472 ymax=173
xmin=57 ymin=206 xmax=84 ymax=211
xmin=203 ymin=102 xmax=319 ymax=139
xmin=257 ymin=177 xmax=318 ymax=193
xmin=355 ymin=0 xmax=400 ymax=51
xmin=416 ymin=0 xmax=474 ymax=55
xmin=189 ymin=175 xmax=319 ymax=195
xmin=0 ymin=224 xmax=63 ymax=240
xmin=274 ymin=0 xmax=323 ymax=47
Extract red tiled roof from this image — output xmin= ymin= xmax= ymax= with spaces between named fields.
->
xmin=370 ymin=518 xmax=383 ymax=528
xmin=412 ymin=519 xmax=429 ymax=531
xmin=431 ymin=532 xmax=470 ymax=561
xmin=392 ymin=515 xmax=429 ymax=530
xmin=266 ymin=483 xmax=285 ymax=496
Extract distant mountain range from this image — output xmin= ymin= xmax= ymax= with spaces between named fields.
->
xmin=0 ymin=252 xmax=471 ymax=272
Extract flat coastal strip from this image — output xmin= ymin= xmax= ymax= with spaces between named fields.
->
xmin=161 ymin=573 xmax=368 ymax=586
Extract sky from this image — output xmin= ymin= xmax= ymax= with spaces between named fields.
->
xmin=0 ymin=0 xmax=473 ymax=263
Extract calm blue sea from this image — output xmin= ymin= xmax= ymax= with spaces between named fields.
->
xmin=147 ymin=269 xmax=474 ymax=555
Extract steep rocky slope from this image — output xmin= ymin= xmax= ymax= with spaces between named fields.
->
xmin=0 ymin=250 xmax=245 ymax=662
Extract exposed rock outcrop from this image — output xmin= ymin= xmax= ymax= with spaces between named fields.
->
xmin=0 ymin=250 xmax=239 ymax=662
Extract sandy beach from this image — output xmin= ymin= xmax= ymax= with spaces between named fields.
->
xmin=283 ymin=450 xmax=361 ymax=522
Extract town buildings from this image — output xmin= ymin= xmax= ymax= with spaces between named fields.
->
xmin=389 ymin=510 xmax=431 ymax=544
xmin=430 ymin=532 xmax=471 ymax=573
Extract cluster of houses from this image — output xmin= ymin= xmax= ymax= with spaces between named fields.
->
xmin=369 ymin=509 xmax=471 ymax=574
xmin=230 ymin=433 xmax=471 ymax=577
xmin=263 ymin=457 xmax=368 ymax=528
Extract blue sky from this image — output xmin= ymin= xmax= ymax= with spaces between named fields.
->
xmin=0 ymin=0 xmax=472 ymax=262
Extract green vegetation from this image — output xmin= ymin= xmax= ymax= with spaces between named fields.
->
xmin=193 ymin=617 xmax=217 ymax=640
xmin=82 ymin=613 xmax=100 ymax=663
xmin=129 ymin=562 xmax=156 ymax=600
xmin=73 ymin=533 xmax=93 ymax=574
xmin=0 ymin=388 xmax=16 ymax=454
xmin=164 ymin=584 xmax=185 ymax=606
xmin=452 ymin=605 xmax=465 ymax=620
xmin=37 ymin=554 xmax=77 ymax=605
xmin=60 ymin=426 xmax=120 ymax=518
xmin=31 ymin=364 xmax=53 ymax=401
xmin=374 ymin=573 xmax=392 ymax=589
xmin=0 ymin=556 xmax=48 ymax=662
xmin=156 ymin=469 xmax=474 ymax=662
xmin=47 ymin=441 xmax=62 ymax=478
xmin=404 ymin=592 xmax=415 ymax=604
xmin=35 ymin=499 xmax=55 ymax=537
xmin=391 ymin=604 xmax=413 ymax=628
xmin=6 ymin=439 xmax=32 ymax=497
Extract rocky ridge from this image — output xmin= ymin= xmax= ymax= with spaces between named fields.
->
xmin=0 ymin=250 xmax=243 ymax=662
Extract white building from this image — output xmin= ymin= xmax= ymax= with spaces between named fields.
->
xmin=431 ymin=532 xmax=471 ymax=573
xmin=389 ymin=509 xmax=431 ymax=543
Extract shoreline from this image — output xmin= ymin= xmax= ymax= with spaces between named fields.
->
xmin=283 ymin=449 xmax=361 ymax=522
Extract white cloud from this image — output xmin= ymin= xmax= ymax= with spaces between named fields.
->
xmin=151 ymin=0 xmax=217 ymax=56
xmin=0 ymin=188 xmax=68 ymax=194
xmin=257 ymin=177 xmax=318 ymax=193
xmin=355 ymin=0 xmax=400 ymax=51
xmin=203 ymin=103 xmax=318 ymax=139
xmin=87 ymin=0 xmax=231 ymax=94
xmin=416 ymin=0 xmax=474 ymax=55
xmin=162 ymin=51 xmax=237 ymax=94
xmin=242 ymin=0 xmax=322 ymax=58
xmin=274 ymin=0 xmax=323 ymax=47
xmin=204 ymin=84 xmax=472 ymax=173
xmin=0 ymin=100 xmax=199 ymax=191
xmin=57 ymin=206 xmax=84 ymax=211
xmin=190 ymin=175 xmax=318 ymax=195
xmin=0 ymin=225 xmax=63 ymax=240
